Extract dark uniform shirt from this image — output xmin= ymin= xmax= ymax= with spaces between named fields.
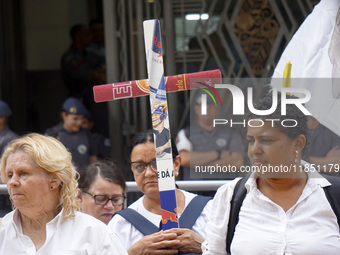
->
xmin=177 ymin=124 xmax=245 ymax=180
xmin=0 ymin=126 xmax=18 ymax=156
xmin=188 ymin=125 xmax=244 ymax=154
xmin=45 ymin=123 xmax=96 ymax=171
xmin=91 ymin=132 xmax=111 ymax=160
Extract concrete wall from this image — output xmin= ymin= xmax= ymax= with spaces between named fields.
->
xmin=24 ymin=0 xmax=89 ymax=71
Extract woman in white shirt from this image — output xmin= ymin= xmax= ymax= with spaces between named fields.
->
xmin=0 ymin=133 xmax=127 ymax=255
xmin=202 ymin=91 xmax=340 ymax=255
xmin=109 ymin=129 xmax=212 ymax=254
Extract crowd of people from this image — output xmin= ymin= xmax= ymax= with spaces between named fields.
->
xmin=0 ymin=88 xmax=339 ymax=254
xmin=1 ymin=1 xmax=340 ymax=253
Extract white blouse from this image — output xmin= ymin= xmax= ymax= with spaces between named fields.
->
xmin=0 ymin=209 xmax=127 ymax=255
xmin=202 ymin=170 xmax=340 ymax=255
xmin=108 ymin=189 xmax=212 ymax=250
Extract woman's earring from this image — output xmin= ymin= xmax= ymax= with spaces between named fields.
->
xmin=295 ymin=150 xmax=299 ymax=163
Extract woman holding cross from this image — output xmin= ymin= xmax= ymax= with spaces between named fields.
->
xmin=109 ymin=129 xmax=212 ymax=254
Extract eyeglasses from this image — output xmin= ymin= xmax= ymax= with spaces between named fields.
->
xmin=129 ymin=159 xmax=157 ymax=174
xmin=82 ymin=191 xmax=125 ymax=206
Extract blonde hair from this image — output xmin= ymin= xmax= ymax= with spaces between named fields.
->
xmin=0 ymin=133 xmax=80 ymax=220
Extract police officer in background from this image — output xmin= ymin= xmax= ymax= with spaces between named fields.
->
xmin=176 ymin=92 xmax=245 ymax=180
xmin=0 ymin=100 xmax=18 ymax=216
xmin=44 ymin=97 xmax=98 ymax=171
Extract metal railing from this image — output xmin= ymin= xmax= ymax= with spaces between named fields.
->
xmin=125 ymin=180 xmax=229 ymax=192
xmin=0 ymin=185 xmax=8 ymax=195
xmin=0 ymin=180 xmax=230 ymax=195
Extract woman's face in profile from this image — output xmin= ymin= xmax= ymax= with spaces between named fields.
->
xmin=80 ymin=176 xmax=124 ymax=225
xmin=5 ymin=150 xmax=51 ymax=211
xmin=247 ymin=121 xmax=297 ymax=169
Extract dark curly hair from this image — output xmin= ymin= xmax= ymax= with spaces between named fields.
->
xmin=246 ymin=89 xmax=310 ymax=153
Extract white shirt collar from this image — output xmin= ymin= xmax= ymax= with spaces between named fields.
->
xmin=11 ymin=208 xmax=64 ymax=236
xmin=244 ymin=161 xmax=331 ymax=193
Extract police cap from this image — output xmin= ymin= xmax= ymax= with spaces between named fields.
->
xmin=0 ymin=100 xmax=12 ymax=117
xmin=62 ymin=97 xmax=87 ymax=115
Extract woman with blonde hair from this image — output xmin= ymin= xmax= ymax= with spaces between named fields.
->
xmin=0 ymin=133 xmax=126 ymax=254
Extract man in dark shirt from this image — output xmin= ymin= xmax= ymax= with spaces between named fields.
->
xmin=61 ymin=24 xmax=106 ymax=98
xmin=176 ymin=92 xmax=245 ymax=180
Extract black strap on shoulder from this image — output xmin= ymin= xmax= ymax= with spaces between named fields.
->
xmin=115 ymin=208 xmax=159 ymax=235
xmin=225 ymin=174 xmax=340 ymax=254
xmin=322 ymin=174 xmax=340 ymax=227
xmin=115 ymin=195 xmax=211 ymax=236
xmin=179 ymin=195 xmax=211 ymax=229
xmin=226 ymin=176 xmax=249 ymax=254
